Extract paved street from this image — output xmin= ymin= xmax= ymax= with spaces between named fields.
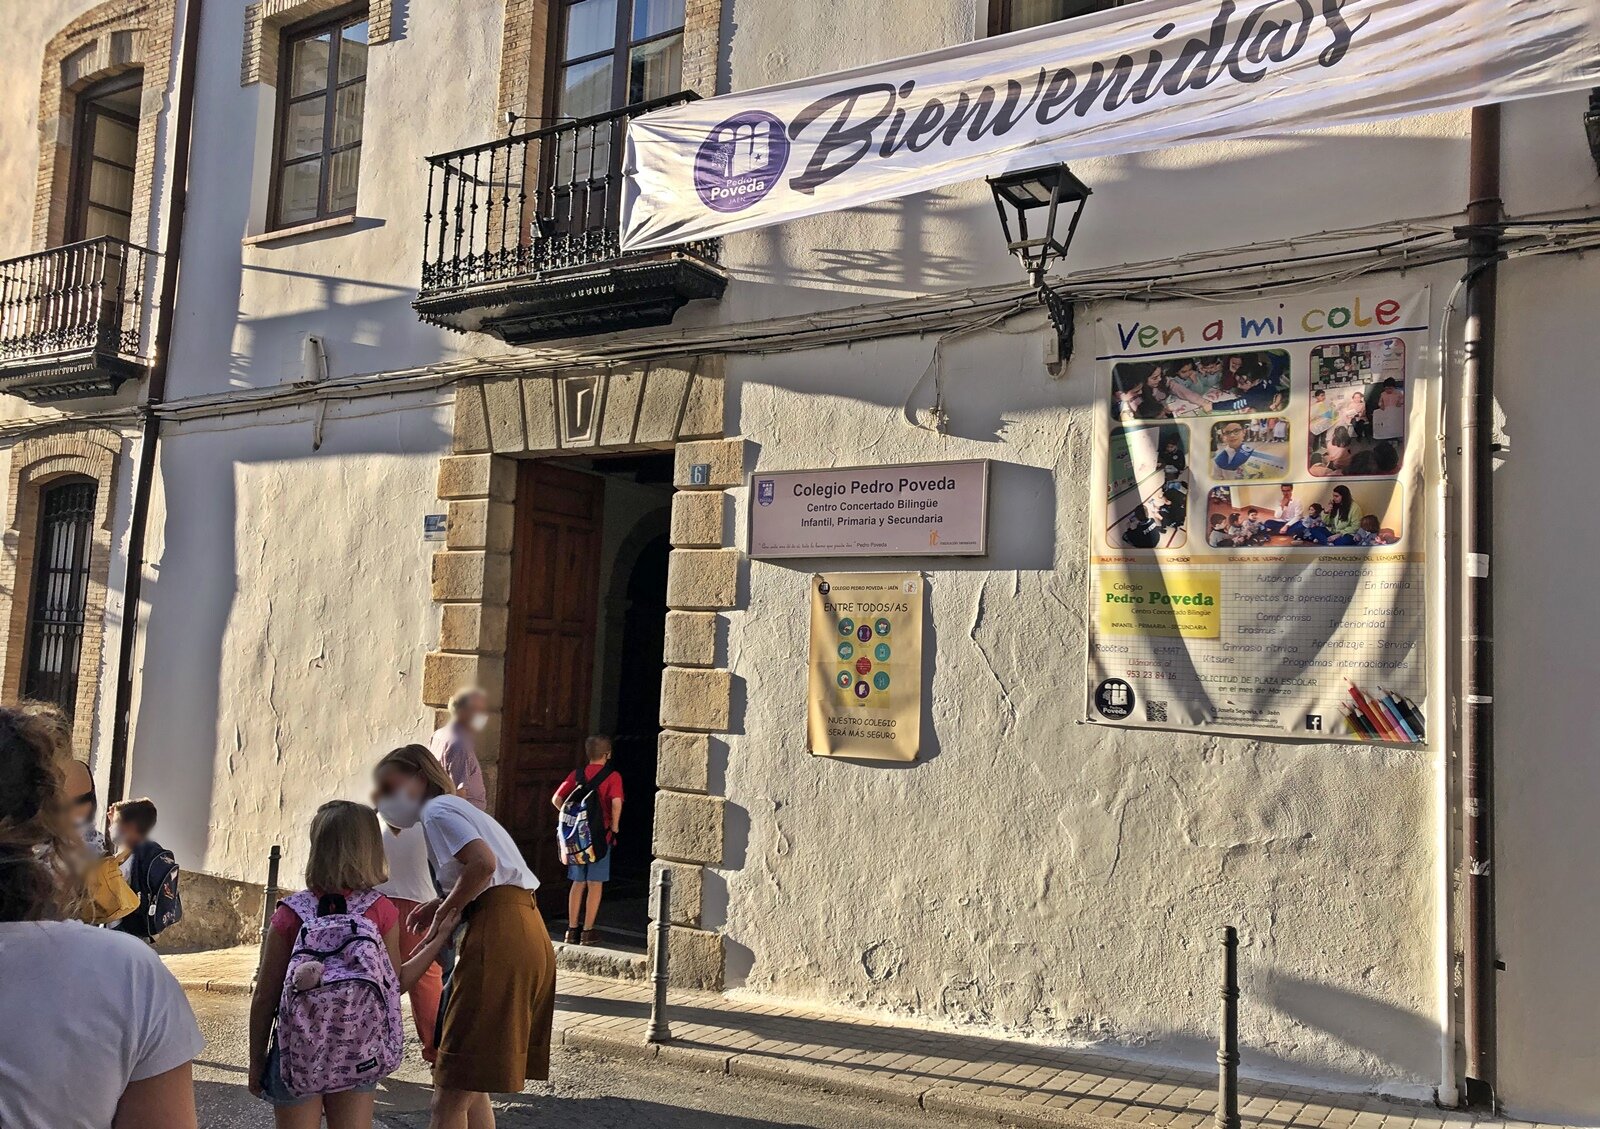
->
xmin=187 ymin=991 xmax=990 ymax=1128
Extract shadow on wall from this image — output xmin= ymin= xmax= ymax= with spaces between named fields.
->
xmin=226 ymin=263 xmax=441 ymax=388
xmin=719 ymin=132 xmax=1472 ymax=310
xmin=1261 ymin=971 xmax=1442 ymax=1084
xmin=125 ymin=404 xmax=451 ymax=884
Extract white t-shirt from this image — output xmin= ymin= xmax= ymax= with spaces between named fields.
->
xmin=376 ymin=819 xmax=438 ymax=904
xmin=0 ymin=919 xmax=204 ymax=1129
xmin=419 ymin=794 xmax=539 ymax=894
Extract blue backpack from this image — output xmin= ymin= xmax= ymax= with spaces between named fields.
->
xmin=557 ymin=765 xmax=614 ymax=865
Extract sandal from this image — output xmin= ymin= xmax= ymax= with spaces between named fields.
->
xmin=564 ymin=928 xmax=581 ymax=945
xmin=581 ymin=929 xmax=601 ymax=946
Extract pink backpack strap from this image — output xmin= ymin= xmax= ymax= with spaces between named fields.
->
xmin=281 ymin=889 xmax=320 ymax=922
xmin=345 ymin=889 xmax=382 ymax=917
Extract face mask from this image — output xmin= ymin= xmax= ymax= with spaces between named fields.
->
xmin=376 ymin=792 xmax=423 ymax=829
xmin=469 ymin=714 xmax=489 ymax=732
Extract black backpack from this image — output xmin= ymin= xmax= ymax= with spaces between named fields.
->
xmin=120 ymin=841 xmax=183 ymax=938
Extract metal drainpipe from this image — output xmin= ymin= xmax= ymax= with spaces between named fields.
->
xmin=1458 ymin=102 xmax=1502 ymax=1109
xmin=106 ymin=0 xmax=204 ymax=803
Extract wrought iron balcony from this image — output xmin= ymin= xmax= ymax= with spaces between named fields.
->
xmin=0 ymin=237 xmax=157 ymax=402
xmin=414 ymin=93 xmax=726 ymax=345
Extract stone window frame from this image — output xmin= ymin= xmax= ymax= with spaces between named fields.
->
xmin=426 ymin=359 xmax=734 ymax=990
xmin=0 ymin=429 xmax=124 ymax=758
xmin=241 ymin=0 xmax=393 ymax=87
xmin=34 ymin=0 xmax=177 ymax=252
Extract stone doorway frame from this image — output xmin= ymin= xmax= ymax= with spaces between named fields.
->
xmin=424 ymin=358 xmax=740 ymax=988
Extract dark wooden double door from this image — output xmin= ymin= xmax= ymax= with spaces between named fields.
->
xmin=500 ymin=462 xmax=605 ymax=910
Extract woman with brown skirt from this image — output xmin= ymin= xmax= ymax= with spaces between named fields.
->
xmin=373 ymin=744 xmax=556 ymax=1129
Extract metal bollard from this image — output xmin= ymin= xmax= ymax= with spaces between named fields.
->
xmin=646 ymin=867 xmax=672 ymax=1044
xmin=259 ymin=844 xmax=282 ymax=942
xmin=1217 ymin=925 xmax=1241 ymax=1129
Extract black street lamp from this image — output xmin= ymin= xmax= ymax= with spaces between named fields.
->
xmin=988 ymin=163 xmax=1091 ymax=363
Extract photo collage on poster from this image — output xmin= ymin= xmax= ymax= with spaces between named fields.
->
xmin=1107 ymin=340 xmax=1407 ymax=553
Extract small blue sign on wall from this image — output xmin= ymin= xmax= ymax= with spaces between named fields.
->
xmin=689 ymin=463 xmax=712 ymax=486
xmin=422 ymin=514 xmax=448 ymax=542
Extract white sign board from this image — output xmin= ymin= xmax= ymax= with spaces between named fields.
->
xmin=621 ymin=0 xmax=1600 ymax=250
xmin=749 ymin=460 xmax=990 ymax=558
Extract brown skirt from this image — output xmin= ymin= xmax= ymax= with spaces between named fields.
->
xmin=434 ymin=885 xmax=557 ymax=1093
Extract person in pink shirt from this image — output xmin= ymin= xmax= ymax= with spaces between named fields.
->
xmin=431 ymin=687 xmax=489 ymax=811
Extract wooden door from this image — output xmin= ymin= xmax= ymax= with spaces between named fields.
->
xmin=500 ymin=461 xmax=604 ymax=907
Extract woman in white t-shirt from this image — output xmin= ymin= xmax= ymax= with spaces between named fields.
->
xmin=372 ymin=744 xmax=555 ymax=1129
xmin=0 ymin=702 xmax=204 ymax=1129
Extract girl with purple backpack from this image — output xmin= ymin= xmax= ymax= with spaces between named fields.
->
xmin=248 ymin=800 xmax=459 ymax=1128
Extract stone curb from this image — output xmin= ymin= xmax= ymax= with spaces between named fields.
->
xmin=727 ymin=1053 xmax=927 ymax=1110
xmin=921 ymin=1083 xmax=1133 ymax=1129
xmin=174 ymin=976 xmax=253 ymax=997
xmin=560 ymin=1019 xmax=1137 ymax=1129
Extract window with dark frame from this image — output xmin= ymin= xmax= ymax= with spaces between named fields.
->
xmin=271 ymin=8 xmax=369 ymax=229
xmin=546 ymin=0 xmax=685 ymax=216
xmin=67 ymin=72 xmax=143 ymax=244
xmin=554 ymin=0 xmax=685 ymax=122
xmin=22 ymin=478 xmax=98 ymax=717
xmin=989 ymin=0 xmax=1125 ymax=35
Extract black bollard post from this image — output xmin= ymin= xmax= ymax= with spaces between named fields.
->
xmin=1217 ymin=925 xmax=1240 ymax=1129
xmin=259 ymin=844 xmax=281 ymax=942
xmin=646 ymin=867 xmax=672 ymax=1044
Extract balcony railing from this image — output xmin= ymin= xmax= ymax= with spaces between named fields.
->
xmin=415 ymin=93 xmax=726 ymax=343
xmin=0 ymin=237 xmax=157 ymax=401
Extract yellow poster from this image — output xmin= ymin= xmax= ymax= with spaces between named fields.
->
xmin=807 ymin=572 xmax=922 ymax=761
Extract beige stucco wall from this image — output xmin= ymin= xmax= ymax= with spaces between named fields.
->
xmin=712 ymin=302 xmax=1446 ymax=1094
xmin=125 ymin=396 xmax=451 ymax=885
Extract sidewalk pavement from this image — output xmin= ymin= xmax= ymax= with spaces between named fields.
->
xmin=165 ymin=946 xmax=1538 ymax=1129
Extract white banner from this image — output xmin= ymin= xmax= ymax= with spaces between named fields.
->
xmin=622 ymin=0 xmax=1600 ymax=250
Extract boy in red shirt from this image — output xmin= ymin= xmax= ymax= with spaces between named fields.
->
xmin=552 ymin=735 xmax=624 ymax=945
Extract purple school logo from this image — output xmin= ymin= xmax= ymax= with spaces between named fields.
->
xmin=694 ymin=111 xmax=789 ymax=213
xmin=757 ymin=479 xmax=776 ymax=506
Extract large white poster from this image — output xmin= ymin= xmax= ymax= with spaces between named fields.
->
xmin=622 ymin=0 xmax=1600 ymax=250
xmin=1086 ymin=288 xmax=1432 ymax=744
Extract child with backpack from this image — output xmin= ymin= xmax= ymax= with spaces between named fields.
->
xmin=552 ymin=735 xmax=623 ymax=946
xmin=248 ymin=800 xmax=459 ymax=1128
xmin=108 ymin=798 xmax=182 ymax=944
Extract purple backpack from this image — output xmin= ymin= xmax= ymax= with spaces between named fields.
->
xmin=275 ymin=889 xmax=403 ymax=1097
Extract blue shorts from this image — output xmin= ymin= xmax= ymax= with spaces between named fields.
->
xmin=567 ymin=853 xmax=611 ymax=883
xmin=258 ymin=1043 xmax=379 ymax=1107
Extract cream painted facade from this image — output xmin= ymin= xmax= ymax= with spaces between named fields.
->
xmin=3 ymin=0 xmax=1599 ymax=1121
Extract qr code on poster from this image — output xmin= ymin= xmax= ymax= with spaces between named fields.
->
xmin=1145 ymin=700 xmax=1169 ymax=723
